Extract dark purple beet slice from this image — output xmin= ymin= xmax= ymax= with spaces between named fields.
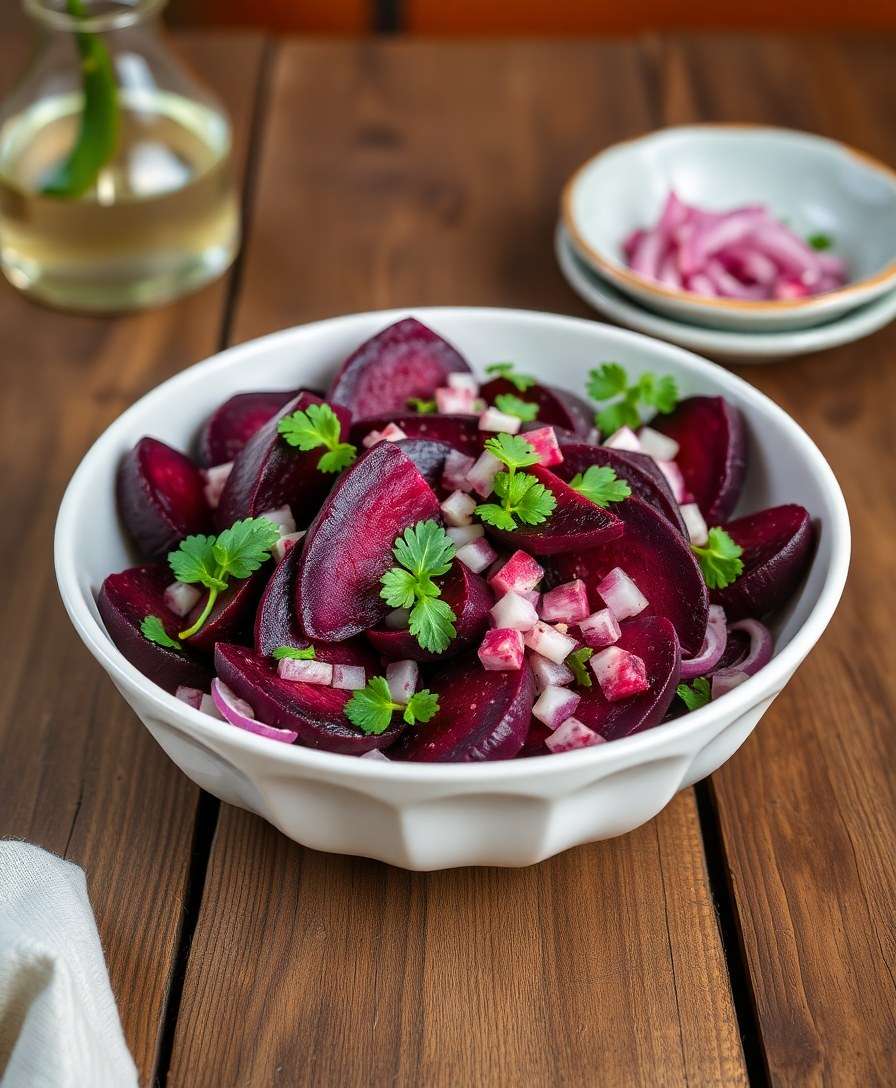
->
xmin=481 ymin=377 xmax=594 ymax=437
xmin=197 ymin=389 xmax=301 ymax=467
xmin=553 ymin=495 xmax=708 ymax=655
xmin=575 ymin=616 xmax=681 ymax=741
xmin=214 ymin=644 xmax=399 ymax=754
xmin=366 ymin=560 xmax=492 ymax=661
xmin=553 ymin=441 xmax=687 ymax=536
xmin=652 ymin=396 xmax=747 ymax=523
xmin=484 ymin=464 xmax=623 ymax=557
xmin=183 ymin=569 xmax=267 ymax=655
xmin=518 ymin=719 xmax=552 ymax=758
xmin=350 ymin=414 xmax=482 ymax=457
xmin=97 ymin=564 xmax=212 ymax=694
xmin=711 ymin=504 xmax=815 ymax=621
xmin=391 ymin=655 xmax=535 ymax=762
xmin=393 ymin=439 xmax=456 ymax=488
xmin=215 ymin=391 xmax=350 ymax=530
xmin=117 ymin=438 xmax=210 ymax=561
xmin=327 ymin=317 xmax=472 ymax=421
xmin=296 ymin=442 xmax=441 ymax=641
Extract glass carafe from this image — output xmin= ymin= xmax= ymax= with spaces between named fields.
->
xmin=0 ymin=0 xmax=240 ymax=311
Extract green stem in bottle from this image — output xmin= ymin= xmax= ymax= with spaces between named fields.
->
xmin=178 ymin=587 xmax=218 ymax=641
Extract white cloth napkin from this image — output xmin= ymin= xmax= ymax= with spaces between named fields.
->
xmin=0 ymin=843 xmax=138 ymax=1088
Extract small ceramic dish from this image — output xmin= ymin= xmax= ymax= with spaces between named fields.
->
xmin=55 ymin=308 xmax=849 ymax=870
xmin=556 ymin=224 xmax=896 ymax=362
xmin=562 ymin=125 xmax=896 ymax=333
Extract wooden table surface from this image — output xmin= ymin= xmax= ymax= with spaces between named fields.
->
xmin=1 ymin=31 xmax=894 ymax=1088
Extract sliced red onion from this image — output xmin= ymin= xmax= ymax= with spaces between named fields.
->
xmin=524 ymin=426 xmax=564 ymax=467
xmin=528 ymin=651 xmax=574 ymax=691
xmin=456 ymin=536 xmax=498 ymax=574
xmin=712 ymin=670 xmax=749 ymax=698
xmin=686 ymin=272 xmax=719 ymax=297
xmin=489 ymin=550 xmax=544 ymax=596
xmin=540 ymin=579 xmax=590 ymax=624
xmin=440 ymin=489 xmax=476 ymax=527
xmin=200 ymin=692 xmax=223 ymax=719
xmin=175 ymin=685 xmax=204 ymax=710
xmin=579 ymin=607 xmax=621 ymax=650
xmin=523 ymin=621 xmax=579 ymax=665
xmin=490 ymin=591 xmax=540 ymax=632
xmin=680 ymin=604 xmax=728 ymax=680
xmin=774 ymin=278 xmax=810 ymax=300
xmin=603 ymin=426 xmax=642 ymax=452
xmin=386 ymin=660 xmax=418 ymax=703
xmin=278 ymin=658 xmax=333 ymax=685
xmin=332 ymin=663 xmax=366 ymax=691
xmin=751 ymin=222 xmax=822 ymax=282
xmin=532 ymin=684 xmax=582 ymax=729
xmin=726 ymin=618 xmax=773 ymax=676
xmin=211 ymin=678 xmax=298 ymax=743
xmin=545 ymin=717 xmax=605 ymax=753
xmin=589 ymin=647 xmax=649 ymax=702
xmin=467 ymin=451 xmax=503 ymax=497
xmin=447 ymin=524 xmax=484 ymax=547
xmin=658 ymin=253 xmax=683 ymax=290
xmin=679 ymin=207 xmax=767 ymax=276
xmin=478 ymin=628 xmax=525 ymax=671
xmin=164 ymin=580 xmax=202 ymax=618
xmin=705 ymin=258 xmax=768 ymax=300
xmin=596 ymin=567 xmax=648 ymax=621
xmin=630 ymin=228 xmax=665 ymax=280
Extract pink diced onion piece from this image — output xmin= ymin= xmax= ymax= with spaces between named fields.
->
xmin=272 ymin=530 xmax=305 ymax=562
xmin=540 ymin=579 xmax=590 ymax=624
xmin=332 ymin=664 xmax=366 ymax=691
xmin=656 ymin=460 xmax=688 ymax=502
xmin=175 ymin=685 xmax=204 ymax=710
xmin=447 ymin=524 xmax=484 ymax=547
xmin=532 ymin=684 xmax=582 ymax=729
xmin=164 ymin=580 xmax=202 ymax=618
xmin=259 ymin=505 xmax=297 ymax=536
xmin=467 ymin=451 xmax=503 ymax=497
xmin=680 ymin=502 xmax=709 ymax=546
xmin=521 ymin=589 xmax=541 ymax=610
xmin=490 ymin=591 xmax=539 ymax=632
xmin=630 ymin=228 xmax=664 ymax=280
xmin=435 ymin=387 xmax=475 ymax=414
xmin=589 ymin=647 xmax=649 ymax=702
xmin=545 ymin=717 xmax=605 ymax=753
xmin=440 ymin=489 xmax=476 ymax=527
xmin=386 ymin=660 xmax=418 ymax=704
xmin=278 ymin=658 xmax=333 ymax=685
xmin=380 ymin=422 xmax=408 ymax=442
xmin=528 ymin=651 xmax=574 ymax=691
xmin=578 ymin=607 xmax=622 ymax=649
xmin=478 ymin=407 xmax=521 ymax=434
xmin=524 ymin=426 xmax=564 ymax=467
xmin=488 ymin=550 xmax=544 ymax=596
xmin=478 ymin=628 xmax=525 ymax=671
xmin=603 ymin=426 xmax=643 ymax=452
xmin=447 ymin=372 xmax=480 ymax=396
xmin=199 ymin=693 xmax=223 ymax=719
xmin=456 ymin=537 xmax=498 ymax=574
xmin=361 ymin=748 xmax=391 ymax=761
xmin=597 ymin=567 xmax=648 ymax=620
xmin=637 ymin=426 xmax=679 ymax=462
xmin=441 ymin=449 xmax=476 ymax=492
xmin=523 ymin=621 xmax=579 ymax=665
xmin=201 ymin=462 xmax=233 ymax=509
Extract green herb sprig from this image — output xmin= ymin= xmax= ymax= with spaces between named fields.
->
xmin=345 ymin=676 xmax=440 ymax=735
xmin=475 ymin=434 xmax=556 ymax=532
xmin=485 ymin=362 xmax=537 ymax=392
xmin=277 ymin=403 xmax=357 ymax=473
xmin=692 ymin=528 xmax=744 ymax=589
xmin=493 ymin=393 xmax=538 ymax=422
xmin=568 ymin=465 xmax=632 ymax=507
xmin=141 ymin=615 xmax=182 ymax=652
xmin=407 ymin=397 xmax=437 ymax=414
xmin=272 ymin=645 xmax=317 ymax=661
xmin=586 ymin=363 xmax=679 ymax=435
xmin=807 ymin=232 xmax=833 ymax=251
xmin=566 ymin=647 xmax=594 ymax=687
xmin=379 ymin=521 xmax=458 ymax=654
xmin=677 ymin=677 xmax=711 ymax=710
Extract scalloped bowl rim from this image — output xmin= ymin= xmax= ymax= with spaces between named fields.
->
xmin=54 ymin=307 xmax=850 ymax=783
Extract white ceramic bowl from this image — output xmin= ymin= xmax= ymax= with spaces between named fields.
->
xmin=562 ymin=125 xmax=896 ymax=333
xmin=556 ymin=223 xmax=896 ymax=362
xmin=55 ymin=308 xmax=850 ymax=870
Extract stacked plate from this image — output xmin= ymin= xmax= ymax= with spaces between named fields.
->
xmin=557 ymin=126 xmax=896 ymax=362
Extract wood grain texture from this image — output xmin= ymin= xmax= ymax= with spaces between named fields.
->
xmin=167 ymin=40 xmax=746 ymax=1088
xmin=653 ymin=33 xmax=896 ymax=1087
xmin=0 ymin=32 xmax=266 ymax=1084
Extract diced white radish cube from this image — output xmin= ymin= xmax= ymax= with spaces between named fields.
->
xmin=441 ymin=449 xmax=476 ymax=492
xmin=362 ymin=429 xmax=383 ymax=448
xmin=467 ymin=451 xmax=503 ymax=497
xmin=540 ymin=579 xmax=589 ymax=624
xmin=278 ymin=658 xmax=333 ymax=685
xmin=604 ymin=426 xmax=643 ymax=452
xmin=523 ymin=621 xmax=579 ymax=664
xmin=361 ymin=748 xmax=391 ymax=761
xmin=657 ymin=460 xmax=687 ymax=502
xmin=164 ymin=580 xmax=202 ymax=618
xmin=379 ymin=422 xmax=408 ymax=442
xmin=456 ymin=537 xmax=498 ymax=573
xmin=490 ymin=591 xmax=539 ymax=632
xmin=477 ymin=628 xmax=525 ymax=671
xmin=521 ymin=589 xmax=541 ymax=610
xmin=447 ymin=524 xmax=484 ymax=547
xmin=712 ymin=670 xmax=749 ymax=698
xmin=436 ymin=387 xmax=475 ymax=414
xmin=201 ymin=462 xmax=233 ymax=509
xmin=680 ymin=502 xmax=709 ymax=546
xmin=199 ymin=693 xmax=224 ymax=719
xmin=272 ymin=530 xmax=306 ymax=562
xmin=597 ymin=567 xmax=648 ymax=620
xmin=638 ymin=426 xmax=680 ymax=462
xmin=259 ymin=505 xmax=297 ymax=536
xmin=524 ymin=426 xmax=564 ymax=467
xmin=532 ymin=684 xmax=582 ymax=729
xmin=488 ymin=550 xmax=544 ymax=596
xmin=332 ymin=664 xmax=366 ymax=691
xmin=528 ymin=652 xmax=574 ymax=691
xmin=386 ymin=660 xmax=418 ymax=704
xmin=545 ymin=717 xmax=605 ymax=753
xmin=478 ymin=407 xmax=521 ymax=434
xmin=579 ymin=608 xmax=622 ymax=649
xmin=589 ymin=647 xmax=649 ymax=702
xmin=384 ymin=607 xmax=410 ymax=630
xmin=175 ymin=685 xmax=204 ymax=710
xmin=440 ymin=489 xmax=476 ymax=527
xmin=447 ymin=373 xmax=480 ymax=395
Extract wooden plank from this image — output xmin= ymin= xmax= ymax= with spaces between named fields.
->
xmin=168 ymin=41 xmax=746 ymax=1087
xmin=0 ymin=32 xmax=266 ymax=1083
xmin=654 ymin=33 xmax=896 ymax=1087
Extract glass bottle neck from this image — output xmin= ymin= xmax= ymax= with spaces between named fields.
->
xmin=24 ymin=0 xmax=167 ymax=35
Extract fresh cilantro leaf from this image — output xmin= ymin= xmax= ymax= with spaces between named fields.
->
xmin=637 ymin=373 xmax=679 ymax=414
xmin=807 ymin=232 xmax=832 ymax=251
xmin=392 ymin=520 xmax=456 ymax=580
xmin=379 ymin=521 xmax=457 ymax=654
xmin=277 ymin=402 xmax=357 ymax=474
xmin=566 ymin=647 xmax=594 ymax=687
xmin=407 ymin=397 xmax=437 ymax=413
xmin=345 ymin=676 xmax=397 ymax=735
xmin=494 ymin=393 xmax=538 ymax=422
xmin=409 ymin=595 xmax=457 ymax=654
xmin=500 ymin=472 xmax=556 ymax=526
xmin=692 ymin=527 xmax=744 ymax=589
xmin=272 ymin=645 xmax=316 ymax=661
xmin=587 ymin=362 xmax=628 ymax=400
xmin=483 ymin=433 xmax=539 ymax=470
xmin=168 ymin=534 xmax=225 ymax=590
xmin=485 ymin=362 xmax=538 ymax=392
xmin=404 ymin=689 xmax=440 ymax=726
xmin=568 ymin=465 xmax=632 ymax=507
xmin=141 ymin=615 xmax=182 ymax=652
xmin=475 ymin=502 xmax=517 ymax=531
xmin=596 ymin=399 xmax=641 ymax=436
xmin=380 ymin=567 xmax=419 ymax=609
xmin=677 ymin=676 xmax=711 ymax=710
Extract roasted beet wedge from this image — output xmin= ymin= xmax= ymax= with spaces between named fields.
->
xmin=296 ymin=442 xmax=441 ymax=641
xmin=481 ymin=377 xmax=594 ymax=437
xmin=553 ymin=441 xmax=687 ymax=536
xmin=215 ymin=644 xmax=399 ymax=754
xmin=711 ymin=504 xmax=815 ymax=620
xmin=117 ymin=437 xmax=210 ymax=560
xmin=183 ymin=570 xmax=267 ymax=655
xmin=484 ymin=464 xmax=624 ymax=556
xmin=197 ymin=390 xmax=301 ymax=467
xmin=215 ymin=392 xmax=350 ymax=530
xmin=554 ymin=495 xmax=708 ymax=655
xmin=98 ymin=565 xmax=212 ymax=693
xmin=653 ymin=396 xmax=747 ymax=523
xmin=366 ymin=560 xmax=492 ymax=661
xmin=327 ymin=317 xmax=471 ymax=421
xmin=392 ymin=654 xmax=535 ymax=761
xmin=575 ymin=616 xmax=681 ymax=741
xmin=350 ymin=414 xmax=481 ymax=457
